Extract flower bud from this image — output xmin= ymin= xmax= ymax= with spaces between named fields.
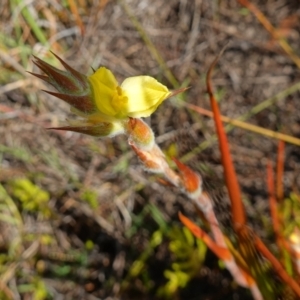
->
xmin=125 ymin=118 xmax=155 ymax=151
xmin=129 ymin=142 xmax=169 ymax=174
xmin=173 ymin=158 xmax=202 ymax=199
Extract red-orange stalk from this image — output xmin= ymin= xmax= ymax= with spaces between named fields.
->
xmin=267 ymin=161 xmax=282 ymax=251
xmin=276 ymin=140 xmax=285 ymax=201
xmin=206 ymin=50 xmax=246 ymax=231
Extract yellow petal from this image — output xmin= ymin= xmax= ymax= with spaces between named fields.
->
xmin=126 ymin=103 xmax=160 ymax=118
xmin=121 ymin=76 xmax=171 ymax=117
xmin=90 ymin=67 xmax=118 ymax=90
xmin=88 ymin=67 xmax=119 ymax=116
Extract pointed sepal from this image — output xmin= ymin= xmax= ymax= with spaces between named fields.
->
xmin=167 ymin=86 xmax=190 ymax=99
xmin=50 ymin=51 xmax=88 ymax=89
xmin=33 ymin=55 xmax=81 ymax=93
xmin=42 ymin=90 xmax=96 ymax=114
xmin=48 ymin=122 xmax=124 ymax=137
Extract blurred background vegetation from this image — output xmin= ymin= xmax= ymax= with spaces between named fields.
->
xmin=1 ymin=0 xmax=300 ymax=299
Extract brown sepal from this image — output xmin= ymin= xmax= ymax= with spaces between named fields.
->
xmin=42 ymin=90 xmax=95 ymax=114
xmin=47 ymin=123 xmax=113 ymax=137
xmin=33 ymin=56 xmax=79 ymax=92
xmin=50 ymin=51 xmax=88 ymax=88
xmin=27 ymin=71 xmax=52 ymax=85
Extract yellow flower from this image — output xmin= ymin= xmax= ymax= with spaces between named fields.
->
xmin=88 ymin=67 xmax=172 ymax=119
xmin=31 ymin=53 xmax=187 ymax=137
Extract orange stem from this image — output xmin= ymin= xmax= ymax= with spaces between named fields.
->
xmin=276 ymin=141 xmax=285 ymax=201
xmin=267 ymin=160 xmax=282 ymax=253
xmin=179 ymin=212 xmax=232 ymax=261
xmin=206 ymin=49 xmax=246 ymax=230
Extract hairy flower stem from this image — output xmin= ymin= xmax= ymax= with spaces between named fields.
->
xmin=126 ymin=118 xmax=254 ymax=290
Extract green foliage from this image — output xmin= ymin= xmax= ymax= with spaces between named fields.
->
xmin=281 ymin=193 xmax=300 ymax=237
xmin=81 ymin=189 xmax=99 ymax=209
xmin=0 ymin=145 xmax=32 ymax=163
xmin=0 ymin=183 xmax=23 ymax=227
xmin=123 ymin=205 xmax=167 ymax=291
xmin=9 ymin=178 xmax=51 ymax=218
xmin=126 ymin=203 xmax=168 ymax=238
xmin=25 ymin=233 xmax=54 ymax=246
xmin=85 ymin=239 xmax=95 ymax=250
xmin=18 ymin=277 xmax=49 ymax=300
xmin=12 ymin=0 xmax=48 ymax=46
xmin=279 ymin=192 xmax=300 ymax=277
xmin=157 ymin=226 xmax=206 ymax=298
xmin=112 ymin=154 xmax=130 ymax=174
xmin=214 ymin=86 xmax=226 ymax=103
xmin=163 ymin=143 xmax=179 ymax=166
xmin=123 ymin=203 xmax=207 ymax=298
xmin=128 ymin=229 xmax=163 ymax=278
xmin=239 ymin=8 xmax=250 ymax=16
